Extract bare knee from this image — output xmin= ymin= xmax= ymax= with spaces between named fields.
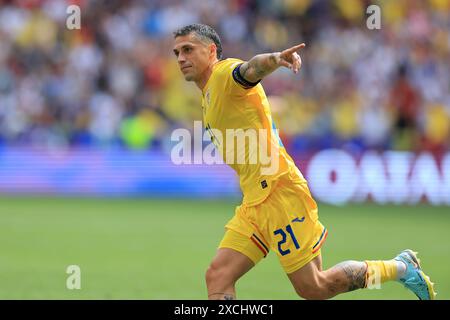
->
xmin=205 ymin=261 xmax=235 ymax=290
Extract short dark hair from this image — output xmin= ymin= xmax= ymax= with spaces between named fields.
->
xmin=173 ymin=24 xmax=223 ymax=59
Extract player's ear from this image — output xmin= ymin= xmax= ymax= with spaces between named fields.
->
xmin=209 ymin=43 xmax=217 ymax=59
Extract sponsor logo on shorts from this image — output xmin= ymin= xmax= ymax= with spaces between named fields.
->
xmin=292 ymin=217 xmax=305 ymax=223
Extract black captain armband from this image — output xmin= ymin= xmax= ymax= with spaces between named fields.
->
xmin=232 ymin=63 xmax=261 ymax=89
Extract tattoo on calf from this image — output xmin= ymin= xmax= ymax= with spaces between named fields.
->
xmin=335 ymin=261 xmax=367 ymax=292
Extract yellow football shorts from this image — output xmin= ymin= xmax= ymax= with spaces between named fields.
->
xmin=219 ymin=168 xmax=328 ymax=274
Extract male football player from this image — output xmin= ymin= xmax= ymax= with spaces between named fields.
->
xmin=172 ymin=24 xmax=435 ymax=300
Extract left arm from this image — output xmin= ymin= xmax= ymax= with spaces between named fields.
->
xmin=238 ymin=43 xmax=306 ymax=84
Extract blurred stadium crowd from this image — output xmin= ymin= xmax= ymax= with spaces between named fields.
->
xmin=0 ymin=0 xmax=449 ymax=155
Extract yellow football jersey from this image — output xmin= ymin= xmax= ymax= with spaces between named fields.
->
xmin=201 ymin=58 xmax=306 ymax=206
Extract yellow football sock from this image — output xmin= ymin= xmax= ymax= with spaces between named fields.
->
xmin=364 ymin=260 xmax=398 ymax=288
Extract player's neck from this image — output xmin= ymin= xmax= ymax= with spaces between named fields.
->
xmin=196 ymin=59 xmax=219 ymax=91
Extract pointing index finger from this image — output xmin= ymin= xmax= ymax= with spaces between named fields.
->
xmin=286 ymin=43 xmax=306 ymax=54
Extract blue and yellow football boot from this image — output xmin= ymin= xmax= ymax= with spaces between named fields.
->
xmin=394 ymin=249 xmax=436 ymax=300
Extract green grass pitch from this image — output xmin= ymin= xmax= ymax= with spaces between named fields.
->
xmin=0 ymin=197 xmax=448 ymax=300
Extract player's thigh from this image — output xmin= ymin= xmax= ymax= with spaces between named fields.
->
xmin=287 ymin=253 xmax=323 ymax=295
xmin=207 ymin=247 xmax=255 ymax=284
xmin=208 ymin=229 xmax=265 ymax=283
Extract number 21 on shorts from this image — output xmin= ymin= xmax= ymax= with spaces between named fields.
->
xmin=273 ymin=224 xmax=300 ymax=256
